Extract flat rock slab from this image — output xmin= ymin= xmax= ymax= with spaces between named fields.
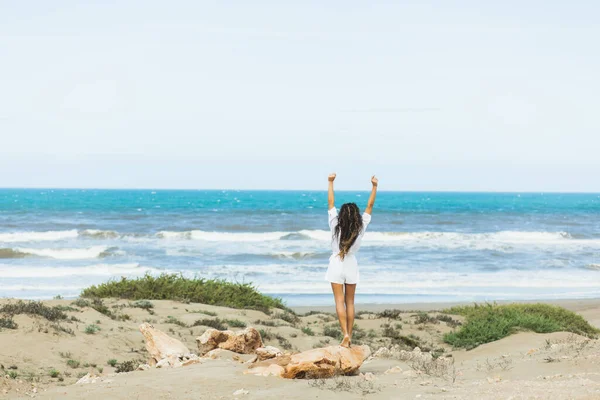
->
xmin=246 ymin=345 xmax=371 ymax=379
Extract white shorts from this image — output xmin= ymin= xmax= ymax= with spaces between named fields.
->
xmin=326 ymin=254 xmax=359 ymax=285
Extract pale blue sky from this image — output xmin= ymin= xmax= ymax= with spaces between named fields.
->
xmin=1 ymin=1 xmax=599 ymax=191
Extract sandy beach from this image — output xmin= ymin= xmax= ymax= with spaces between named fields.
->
xmin=1 ymin=297 xmax=600 ymax=399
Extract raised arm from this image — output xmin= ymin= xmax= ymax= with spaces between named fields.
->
xmin=364 ymin=175 xmax=378 ymax=215
xmin=328 ymin=173 xmax=336 ymax=210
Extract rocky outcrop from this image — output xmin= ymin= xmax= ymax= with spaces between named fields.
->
xmin=246 ymin=345 xmax=371 ymax=379
xmin=196 ymin=327 xmax=263 ymax=356
xmin=139 ymin=323 xmax=200 ymax=367
xmin=255 ymin=346 xmax=283 ymax=361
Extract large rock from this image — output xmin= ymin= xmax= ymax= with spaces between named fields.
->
xmin=139 ymin=323 xmax=191 ymax=366
xmin=196 ymin=327 xmax=263 ymax=355
xmin=246 ymin=345 xmax=371 ymax=379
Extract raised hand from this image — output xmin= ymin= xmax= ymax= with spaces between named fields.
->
xmin=371 ymin=175 xmax=378 ymax=187
xmin=328 ymin=173 xmax=337 ymax=182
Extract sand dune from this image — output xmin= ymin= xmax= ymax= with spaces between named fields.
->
xmin=1 ymin=298 xmax=600 ymax=399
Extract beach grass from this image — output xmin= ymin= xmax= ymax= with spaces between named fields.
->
xmin=443 ymin=303 xmax=599 ymax=349
xmin=80 ymin=274 xmax=288 ymax=314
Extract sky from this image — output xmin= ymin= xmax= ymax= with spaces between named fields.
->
xmin=1 ymin=1 xmax=599 ymax=191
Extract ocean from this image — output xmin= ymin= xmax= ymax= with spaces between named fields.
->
xmin=1 ymin=189 xmax=600 ymax=306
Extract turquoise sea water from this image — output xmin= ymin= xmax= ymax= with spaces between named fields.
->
xmin=1 ymin=189 xmax=600 ymax=305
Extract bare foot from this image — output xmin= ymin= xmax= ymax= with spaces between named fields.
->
xmin=341 ymin=335 xmax=351 ymax=348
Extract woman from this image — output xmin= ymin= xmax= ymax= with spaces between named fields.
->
xmin=327 ymin=173 xmax=378 ymax=347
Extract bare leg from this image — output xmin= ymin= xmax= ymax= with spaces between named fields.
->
xmin=331 ymin=283 xmax=350 ymax=347
xmin=345 ymin=283 xmax=356 ymax=346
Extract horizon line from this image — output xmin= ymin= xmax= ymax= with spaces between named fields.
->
xmin=1 ymin=187 xmax=600 ymax=194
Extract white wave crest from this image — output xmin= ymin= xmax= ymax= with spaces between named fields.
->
xmin=79 ymin=229 xmax=120 ymax=239
xmin=0 ymin=230 xmax=78 ymax=243
xmin=157 ymin=230 xmax=290 ymax=242
xmin=13 ymin=246 xmax=111 ymax=260
xmin=0 ymin=263 xmax=158 ymax=278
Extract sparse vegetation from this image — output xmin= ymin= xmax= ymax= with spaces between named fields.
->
xmin=85 ymin=324 xmax=101 ymax=334
xmin=188 ymin=309 xmax=218 ymax=316
xmin=272 ymin=312 xmax=300 ymax=325
xmin=66 ymin=359 xmax=80 ymax=369
xmin=381 ymin=323 xmax=426 ymax=350
xmin=0 ymin=301 xmax=69 ymax=322
xmin=0 ymin=317 xmax=17 ymax=330
xmin=7 ymin=370 xmax=18 ymax=379
xmin=308 ymin=373 xmax=379 ymax=394
xmin=435 ymin=314 xmax=462 ymax=328
xmin=414 ymin=312 xmax=438 ymax=325
xmin=377 ymin=309 xmax=403 ymax=320
xmin=225 ymin=319 xmax=247 ymax=328
xmin=192 ymin=318 xmax=226 ymax=330
xmin=81 ymin=274 xmax=288 ymax=313
xmin=254 ymin=319 xmax=279 ymax=327
xmin=302 ymin=326 xmax=315 ymax=336
xmin=49 ymin=369 xmax=60 ymax=378
xmin=71 ymin=298 xmax=91 ymax=308
xmin=115 ymin=360 xmax=140 ymax=373
xmin=165 ymin=316 xmax=188 ymax=327
xmin=131 ymin=300 xmax=154 ymax=310
xmin=107 ymin=359 xmax=118 ymax=367
xmin=259 ymin=329 xmax=274 ymax=341
xmin=444 ymin=303 xmax=600 ymax=349
xmin=323 ymin=325 xmax=343 ymax=340
xmin=275 ymin=333 xmax=293 ymax=350
xmin=54 ymin=305 xmax=79 ymax=312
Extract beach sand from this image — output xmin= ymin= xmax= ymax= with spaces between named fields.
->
xmin=1 ymin=298 xmax=600 ymax=399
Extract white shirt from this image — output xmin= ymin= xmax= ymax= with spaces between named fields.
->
xmin=328 ymin=207 xmax=372 ymax=257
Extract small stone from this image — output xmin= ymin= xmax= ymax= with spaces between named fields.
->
xmin=137 ymin=364 xmax=151 ymax=371
xmin=362 ymin=372 xmax=376 ymax=381
xmin=233 ymin=389 xmax=249 ymax=396
xmin=384 ymin=366 xmax=403 ymax=374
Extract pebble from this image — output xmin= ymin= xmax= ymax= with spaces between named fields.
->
xmin=233 ymin=389 xmax=249 ymax=396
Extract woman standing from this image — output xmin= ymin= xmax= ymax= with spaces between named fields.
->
xmin=326 ymin=173 xmax=378 ymax=347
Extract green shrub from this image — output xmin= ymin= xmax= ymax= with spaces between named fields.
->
xmin=0 ymin=317 xmax=17 ymax=330
xmin=49 ymin=369 xmax=60 ymax=378
xmin=272 ymin=312 xmax=300 ymax=325
xmin=254 ymin=319 xmax=278 ymax=327
xmin=191 ymin=318 xmax=226 ymax=330
xmin=66 ymin=359 xmax=80 ymax=369
xmin=55 ymin=305 xmax=79 ymax=312
xmin=259 ymin=329 xmax=274 ymax=340
xmin=414 ymin=312 xmax=438 ymax=325
xmin=85 ymin=324 xmax=101 ymax=334
xmin=7 ymin=371 xmax=17 ymax=379
xmin=131 ymin=300 xmax=154 ymax=310
xmin=443 ymin=303 xmax=599 ymax=350
xmin=115 ymin=360 xmax=140 ymax=373
xmin=90 ymin=298 xmax=116 ymax=319
xmin=81 ymin=274 xmax=288 ymax=313
xmin=376 ymin=309 xmax=403 ymax=320
xmin=225 ymin=319 xmax=247 ymax=328
xmin=189 ymin=309 xmax=217 ymax=316
xmin=301 ymin=326 xmax=315 ymax=336
xmin=165 ymin=316 xmax=188 ymax=327
xmin=323 ymin=325 xmax=342 ymax=340
xmin=72 ymin=298 xmax=91 ymax=308
xmin=436 ymin=314 xmax=462 ymax=328
xmin=0 ymin=301 xmax=69 ymax=322
xmin=107 ymin=359 xmax=118 ymax=367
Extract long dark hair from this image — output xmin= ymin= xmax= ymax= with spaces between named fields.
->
xmin=334 ymin=203 xmax=363 ymax=260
